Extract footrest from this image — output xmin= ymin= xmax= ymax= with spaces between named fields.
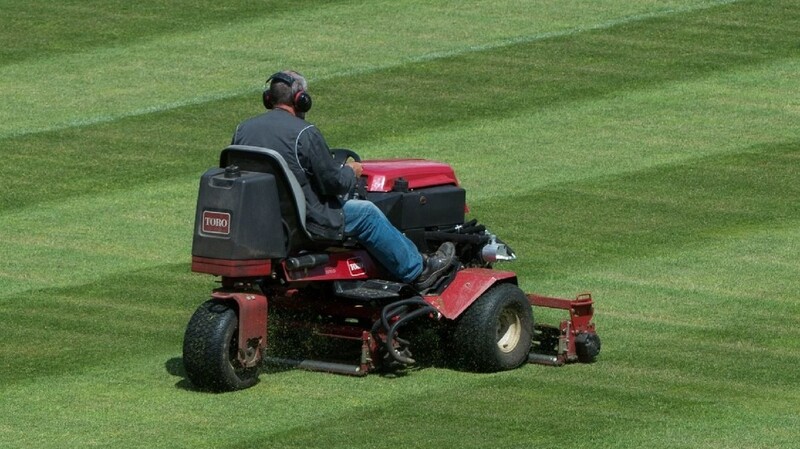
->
xmin=334 ymin=279 xmax=406 ymax=300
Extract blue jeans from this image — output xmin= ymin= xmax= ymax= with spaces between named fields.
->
xmin=343 ymin=200 xmax=423 ymax=283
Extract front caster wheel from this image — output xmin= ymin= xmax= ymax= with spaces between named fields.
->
xmin=182 ymin=300 xmax=259 ymax=392
xmin=575 ymin=332 xmax=601 ymax=363
xmin=452 ymin=283 xmax=533 ymax=372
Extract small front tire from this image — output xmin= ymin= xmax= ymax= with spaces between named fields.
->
xmin=183 ymin=300 xmax=260 ymax=392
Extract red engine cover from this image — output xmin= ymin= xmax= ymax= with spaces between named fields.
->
xmin=361 ymin=159 xmax=459 ymax=192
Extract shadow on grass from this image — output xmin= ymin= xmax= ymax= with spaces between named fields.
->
xmin=164 ymin=357 xmax=196 ymax=391
xmin=167 ymin=316 xmax=453 ymax=392
xmin=163 ymin=351 xmax=428 ymax=392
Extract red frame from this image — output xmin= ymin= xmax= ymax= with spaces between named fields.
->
xmin=210 ymin=290 xmax=268 ymax=368
xmin=423 ymin=268 xmax=517 ymax=319
xmin=205 ymin=261 xmax=597 ymax=374
xmin=281 ymin=250 xmax=385 ymax=281
xmin=528 ymin=293 xmax=596 ymax=366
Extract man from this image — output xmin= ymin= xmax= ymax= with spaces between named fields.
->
xmin=231 ymin=70 xmax=454 ymax=290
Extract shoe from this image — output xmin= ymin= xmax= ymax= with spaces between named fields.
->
xmin=413 ymin=242 xmax=456 ymax=290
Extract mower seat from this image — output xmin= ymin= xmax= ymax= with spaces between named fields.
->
xmin=219 ymin=145 xmax=344 ymax=254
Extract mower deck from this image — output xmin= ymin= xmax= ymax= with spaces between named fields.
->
xmin=256 ymin=287 xmax=600 ymax=377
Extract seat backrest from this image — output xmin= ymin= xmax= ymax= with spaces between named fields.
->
xmin=220 ymin=145 xmax=314 ymax=251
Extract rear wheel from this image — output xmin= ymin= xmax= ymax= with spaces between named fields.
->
xmin=182 ymin=300 xmax=259 ymax=392
xmin=452 ymin=283 xmax=533 ymax=371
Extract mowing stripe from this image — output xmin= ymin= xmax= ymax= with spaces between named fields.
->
xmin=385 ymin=0 xmax=743 ymax=66
xmin=0 ymin=0 xmax=741 ymax=140
xmin=1 ymin=52 xmax=795 ymax=296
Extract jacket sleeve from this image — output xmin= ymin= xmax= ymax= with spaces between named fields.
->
xmin=299 ymin=126 xmax=356 ymax=196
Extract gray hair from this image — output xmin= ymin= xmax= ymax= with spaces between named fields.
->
xmin=285 ymin=70 xmax=308 ymax=93
xmin=268 ymin=70 xmax=308 ymax=106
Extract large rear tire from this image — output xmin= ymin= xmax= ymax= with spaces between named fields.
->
xmin=182 ymin=300 xmax=259 ymax=392
xmin=452 ymin=283 xmax=533 ymax=372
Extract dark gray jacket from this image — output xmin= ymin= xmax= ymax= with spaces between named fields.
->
xmin=231 ymin=109 xmax=356 ymax=241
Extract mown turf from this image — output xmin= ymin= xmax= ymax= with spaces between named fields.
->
xmin=3 ymin=0 xmax=718 ymax=139
xmin=0 ymin=0 xmax=345 ymax=64
xmin=2 ymin=0 xmax=796 ymax=210
xmin=1 ymin=0 xmax=799 ymax=448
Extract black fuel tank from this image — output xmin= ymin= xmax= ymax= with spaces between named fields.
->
xmin=366 ymin=184 xmax=465 ymax=231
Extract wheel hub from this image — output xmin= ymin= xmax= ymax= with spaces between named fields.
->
xmin=496 ymin=309 xmax=522 ymax=353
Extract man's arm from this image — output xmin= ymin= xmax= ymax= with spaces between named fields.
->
xmin=301 ymin=126 xmax=357 ymax=196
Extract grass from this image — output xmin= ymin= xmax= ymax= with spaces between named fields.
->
xmin=1 ymin=0 xmax=718 ymax=139
xmin=1 ymin=0 xmax=799 ymax=448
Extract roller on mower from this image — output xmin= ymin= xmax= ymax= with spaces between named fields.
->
xmin=183 ymin=145 xmax=600 ymax=391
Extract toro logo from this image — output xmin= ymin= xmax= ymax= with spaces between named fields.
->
xmin=347 ymin=257 xmax=366 ymax=277
xmin=202 ymin=211 xmax=231 ymax=235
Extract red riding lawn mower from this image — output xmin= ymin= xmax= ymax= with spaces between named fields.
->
xmin=183 ymin=145 xmax=600 ymax=392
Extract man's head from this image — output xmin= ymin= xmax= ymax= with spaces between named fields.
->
xmin=262 ymin=70 xmax=312 ymax=117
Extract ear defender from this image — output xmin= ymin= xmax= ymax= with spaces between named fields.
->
xmin=262 ymin=88 xmax=273 ymax=109
xmin=293 ymin=90 xmax=312 ymax=113
xmin=263 ymin=72 xmax=312 ymax=113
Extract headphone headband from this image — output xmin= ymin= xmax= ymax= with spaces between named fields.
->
xmin=267 ymin=71 xmax=297 ymax=88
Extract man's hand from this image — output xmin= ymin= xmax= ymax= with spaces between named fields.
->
xmin=346 ymin=161 xmax=363 ymax=178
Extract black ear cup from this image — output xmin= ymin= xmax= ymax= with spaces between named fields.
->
xmin=264 ymin=71 xmax=312 ymax=113
xmin=263 ymin=89 xmax=273 ymax=109
xmin=294 ymin=91 xmax=312 ymax=113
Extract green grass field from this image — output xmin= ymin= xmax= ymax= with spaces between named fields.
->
xmin=1 ymin=0 xmax=798 ymax=447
